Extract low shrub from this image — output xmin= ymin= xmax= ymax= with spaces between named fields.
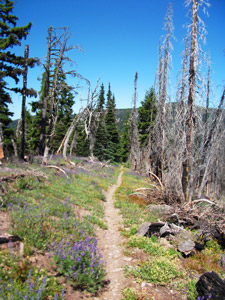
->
xmin=52 ymin=236 xmax=106 ymax=293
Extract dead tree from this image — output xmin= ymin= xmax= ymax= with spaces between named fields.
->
xmin=152 ymin=2 xmax=174 ymax=180
xmin=84 ymin=79 xmax=100 ymax=157
xmin=19 ymin=45 xmax=29 ymax=160
xmin=197 ymin=88 xmax=225 ymax=197
xmin=42 ymin=27 xmax=82 ymax=164
xmin=61 ymin=80 xmax=100 ymax=161
xmin=0 ymin=122 xmax=4 ymax=162
xmin=129 ymin=72 xmax=141 ymax=171
xmin=182 ymin=0 xmax=199 ymax=200
xmin=39 ymin=27 xmax=52 ymax=155
xmin=182 ymin=0 xmax=210 ymax=201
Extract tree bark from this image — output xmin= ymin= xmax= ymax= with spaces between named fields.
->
xmin=182 ymin=0 xmax=198 ymax=201
xmin=0 ymin=122 xmax=4 ymax=161
xmin=129 ymin=72 xmax=141 ymax=171
xmin=39 ymin=27 xmax=52 ymax=155
xmin=19 ymin=44 xmax=29 ymax=160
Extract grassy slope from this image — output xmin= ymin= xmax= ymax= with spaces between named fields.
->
xmin=0 ymin=157 xmax=120 ymax=298
xmin=0 ymin=160 xmax=224 ymax=300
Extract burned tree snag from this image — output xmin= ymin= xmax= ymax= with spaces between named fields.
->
xmin=129 ymin=72 xmax=141 ymax=171
xmin=40 ymin=27 xmax=52 ymax=155
xmin=182 ymin=0 xmax=199 ymax=201
xmin=19 ymin=45 xmax=29 ymax=160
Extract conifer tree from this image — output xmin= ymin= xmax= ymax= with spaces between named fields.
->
xmin=120 ymin=111 xmax=131 ymax=162
xmin=75 ymin=121 xmax=90 ymax=157
xmin=138 ymin=87 xmax=157 ymax=146
xmin=0 ymin=0 xmax=32 ymax=153
xmin=93 ymin=83 xmax=108 ymax=160
xmin=105 ymin=84 xmax=121 ymax=162
xmin=52 ymin=72 xmax=75 ymax=152
xmin=28 ymin=71 xmax=75 ymax=154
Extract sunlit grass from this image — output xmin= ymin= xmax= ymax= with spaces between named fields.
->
xmin=0 ymin=157 xmax=119 ymax=296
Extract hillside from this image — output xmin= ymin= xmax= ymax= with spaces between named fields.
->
xmin=0 ymin=157 xmax=224 ymax=299
xmin=10 ymin=105 xmax=224 ymax=133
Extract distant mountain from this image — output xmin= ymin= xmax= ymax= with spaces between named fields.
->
xmin=115 ymin=108 xmax=132 ymax=130
xmin=8 ymin=119 xmax=18 ymax=130
xmin=9 ymin=104 xmax=224 ymax=133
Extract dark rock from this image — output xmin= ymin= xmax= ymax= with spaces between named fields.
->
xmin=178 ymin=239 xmax=195 ymax=256
xmin=137 ymin=222 xmax=165 ymax=237
xmin=196 ymin=271 xmax=225 ymax=300
xmin=0 ymin=235 xmax=22 ymax=244
xmin=148 ymin=222 xmax=165 ymax=236
xmin=194 ymin=241 xmax=205 ymax=251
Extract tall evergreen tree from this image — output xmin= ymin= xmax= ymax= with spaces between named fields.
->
xmin=0 ymin=0 xmax=32 ymax=154
xmin=138 ymin=87 xmax=157 ymax=146
xmin=120 ymin=111 xmax=131 ymax=162
xmin=93 ymin=83 xmax=109 ymax=160
xmin=28 ymin=71 xmax=75 ymax=154
xmin=52 ymin=72 xmax=75 ymax=152
xmin=75 ymin=121 xmax=90 ymax=157
xmin=105 ymin=83 xmax=121 ymax=162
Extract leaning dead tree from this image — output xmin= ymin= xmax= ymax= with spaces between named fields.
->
xmin=41 ymin=27 xmax=83 ymax=164
xmin=60 ymin=79 xmax=100 ymax=161
xmin=129 ymin=72 xmax=141 ymax=171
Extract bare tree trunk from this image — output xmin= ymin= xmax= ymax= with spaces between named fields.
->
xmin=198 ymin=88 xmax=225 ymax=196
xmin=129 ymin=72 xmax=141 ymax=171
xmin=0 ymin=122 xmax=4 ymax=162
xmin=39 ymin=27 xmax=52 ymax=155
xmin=160 ymin=2 xmax=172 ymax=179
xmin=42 ymin=28 xmax=71 ymax=164
xmin=182 ymin=0 xmax=198 ymax=201
xmin=204 ymin=59 xmax=211 ymax=144
xmin=63 ymin=115 xmax=82 ymax=160
xmin=70 ymin=130 xmax=78 ymax=156
xmin=11 ymin=139 xmax=18 ymax=157
xmin=19 ymin=45 xmax=29 ymax=160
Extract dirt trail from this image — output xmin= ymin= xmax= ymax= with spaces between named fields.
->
xmin=95 ymin=170 xmax=134 ymax=300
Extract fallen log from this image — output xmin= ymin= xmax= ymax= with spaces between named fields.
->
xmin=45 ymin=165 xmax=68 ymax=178
xmin=1 ymin=171 xmax=47 ymax=182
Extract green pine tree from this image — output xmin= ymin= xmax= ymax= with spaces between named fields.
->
xmin=105 ymin=84 xmax=121 ymax=162
xmin=0 ymin=0 xmax=32 ymax=154
xmin=28 ymin=71 xmax=75 ymax=154
xmin=138 ymin=87 xmax=157 ymax=146
xmin=75 ymin=121 xmax=90 ymax=157
xmin=52 ymin=73 xmax=75 ymax=152
xmin=120 ymin=111 xmax=131 ymax=162
xmin=93 ymin=83 xmax=110 ymax=160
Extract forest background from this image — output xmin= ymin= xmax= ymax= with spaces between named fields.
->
xmin=0 ymin=0 xmax=225 ymax=202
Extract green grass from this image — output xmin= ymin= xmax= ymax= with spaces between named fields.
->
xmin=0 ymin=157 xmax=119 ymax=297
xmin=114 ymin=170 xmax=157 ymax=229
xmin=126 ymin=256 xmax=182 ymax=285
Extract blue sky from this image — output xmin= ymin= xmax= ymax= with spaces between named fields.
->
xmin=8 ymin=0 xmax=225 ymax=119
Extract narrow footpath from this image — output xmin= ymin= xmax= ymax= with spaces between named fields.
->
xmin=95 ymin=170 xmax=135 ymax=300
